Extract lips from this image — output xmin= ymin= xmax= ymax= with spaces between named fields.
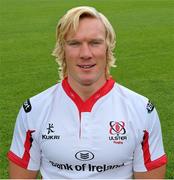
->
xmin=77 ymin=64 xmax=96 ymax=69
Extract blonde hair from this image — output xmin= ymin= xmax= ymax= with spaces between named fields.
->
xmin=52 ymin=6 xmax=116 ymax=80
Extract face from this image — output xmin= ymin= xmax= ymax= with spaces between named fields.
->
xmin=64 ymin=17 xmax=107 ymax=87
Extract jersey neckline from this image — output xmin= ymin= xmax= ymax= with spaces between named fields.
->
xmin=62 ymin=77 xmax=115 ymax=113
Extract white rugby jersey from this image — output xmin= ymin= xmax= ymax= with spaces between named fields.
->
xmin=8 ymin=78 xmax=167 ymax=179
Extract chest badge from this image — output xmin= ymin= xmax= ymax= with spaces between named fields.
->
xmin=42 ymin=123 xmax=60 ymax=140
xmin=75 ymin=150 xmax=94 ymax=161
xmin=109 ymin=121 xmax=127 ymax=144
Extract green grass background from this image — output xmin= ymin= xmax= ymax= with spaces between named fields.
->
xmin=0 ymin=0 xmax=173 ymax=178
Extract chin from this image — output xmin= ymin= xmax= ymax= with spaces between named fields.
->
xmin=79 ymin=78 xmax=96 ymax=86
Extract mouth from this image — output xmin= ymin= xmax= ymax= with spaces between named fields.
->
xmin=77 ymin=64 xmax=96 ymax=69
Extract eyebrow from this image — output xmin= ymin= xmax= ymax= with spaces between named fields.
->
xmin=66 ymin=39 xmax=80 ymax=43
xmin=66 ymin=38 xmax=104 ymax=43
xmin=92 ymin=38 xmax=104 ymax=40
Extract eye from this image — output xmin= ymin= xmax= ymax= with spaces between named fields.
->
xmin=90 ymin=40 xmax=103 ymax=46
xmin=67 ymin=41 xmax=81 ymax=47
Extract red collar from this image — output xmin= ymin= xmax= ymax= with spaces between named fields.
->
xmin=62 ymin=78 xmax=115 ymax=112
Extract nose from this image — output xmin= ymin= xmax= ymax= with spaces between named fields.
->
xmin=80 ymin=43 xmax=92 ymax=60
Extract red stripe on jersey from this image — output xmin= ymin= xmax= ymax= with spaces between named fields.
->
xmin=7 ymin=150 xmax=28 ymax=168
xmin=7 ymin=130 xmax=35 ymax=169
xmin=145 ymin=154 xmax=167 ymax=171
xmin=62 ymin=77 xmax=115 ymax=113
xmin=22 ymin=130 xmax=35 ymax=165
xmin=142 ymin=130 xmax=151 ymax=167
xmin=142 ymin=130 xmax=167 ymax=171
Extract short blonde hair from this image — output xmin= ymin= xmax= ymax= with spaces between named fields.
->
xmin=52 ymin=6 xmax=116 ymax=80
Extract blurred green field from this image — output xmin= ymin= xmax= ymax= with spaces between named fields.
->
xmin=0 ymin=0 xmax=174 ymax=178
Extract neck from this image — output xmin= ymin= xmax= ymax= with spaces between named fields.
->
xmin=67 ymin=78 xmax=107 ymax=101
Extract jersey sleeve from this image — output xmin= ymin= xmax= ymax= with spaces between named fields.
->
xmin=133 ymin=102 xmax=167 ymax=172
xmin=7 ymin=103 xmax=41 ymax=170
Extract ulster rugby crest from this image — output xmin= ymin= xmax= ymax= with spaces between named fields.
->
xmin=109 ymin=121 xmax=127 ymax=144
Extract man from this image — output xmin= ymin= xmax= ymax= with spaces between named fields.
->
xmin=8 ymin=6 xmax=167 ymax=179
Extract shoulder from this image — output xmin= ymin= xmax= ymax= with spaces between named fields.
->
xmin=112 ymin=83 xmax=155 ymax=114
xmin=19 ymin=83 xmax=62 ymax=131
xmin=112 ymin=83 xmax=160 ymax=140
xmin=22 ymin=82 xmax=62 ymax=114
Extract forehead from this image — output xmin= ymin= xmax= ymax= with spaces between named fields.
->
xmin=66 ymin=17 xmax=106 ymax=40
